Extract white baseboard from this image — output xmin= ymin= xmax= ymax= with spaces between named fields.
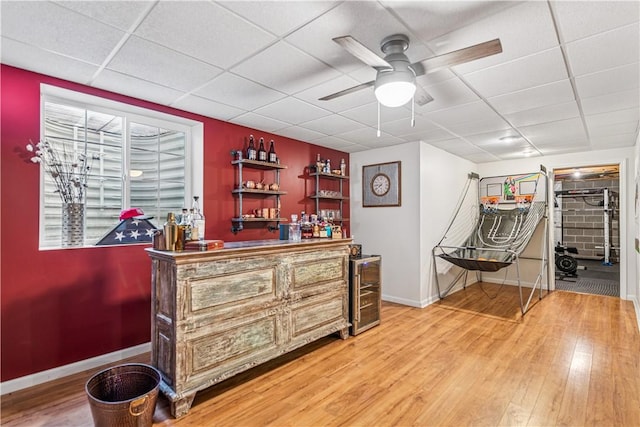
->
xmin=382 ymin=294 xmax=423 ymax=308
xmin=0 ymin=342 xmax=150 ymax=395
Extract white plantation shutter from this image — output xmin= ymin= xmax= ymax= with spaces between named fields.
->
xmin=40 ymin=99 xmax=187 ymax=249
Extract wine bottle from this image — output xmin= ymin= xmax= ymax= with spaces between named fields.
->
xmin=191 ymin=196 xmax=205 ymax=240
xmin=268 ymin=140 xmax=277 ymax=163
xmin=247 ymin=135 xmax=257 ymax=161
xmin=258 ymin=137 xmax=267 ymax=162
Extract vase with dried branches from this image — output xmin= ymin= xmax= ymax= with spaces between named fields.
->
xmin=27 ymin=139 xmax=100 ymax=246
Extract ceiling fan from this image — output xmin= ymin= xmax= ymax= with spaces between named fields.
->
xmin=319 ymin=34 xmax=503 ymax=108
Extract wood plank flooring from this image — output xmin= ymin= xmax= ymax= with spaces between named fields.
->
xmin=2 ymin=283 xmax=639 ymax=426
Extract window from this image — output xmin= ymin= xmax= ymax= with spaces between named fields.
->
xmin=40 ymin=85 xmax=203 ymax=249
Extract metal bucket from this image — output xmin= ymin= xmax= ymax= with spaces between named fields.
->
xmin=85 ymin=363 xmax=160 ymax=427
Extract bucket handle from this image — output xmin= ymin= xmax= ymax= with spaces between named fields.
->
xmin=129 ymin=395 xmax=148 ymax=417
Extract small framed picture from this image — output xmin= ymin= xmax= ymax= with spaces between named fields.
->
xmin=362 ymin=161 xmax=401 ymax=207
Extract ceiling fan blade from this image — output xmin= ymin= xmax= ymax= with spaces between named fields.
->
xmin=318 ymin=80 xmax=375 ymax=101
xmin=333 ymin=36 xmax=392 ymax=70
xmin=411 ymin=38 xmax=502 ymax=76
xmin=414 ymin=85 xmax=434 ymax=106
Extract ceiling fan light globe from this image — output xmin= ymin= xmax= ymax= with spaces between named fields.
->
xmin=374 ymin=81 xmax=416 ymax=107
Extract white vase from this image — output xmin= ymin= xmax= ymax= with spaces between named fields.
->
xmin=62 ymin=203 xmax=84 ymax=247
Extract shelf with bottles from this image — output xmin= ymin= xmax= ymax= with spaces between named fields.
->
xmin=309 ymin=155 xmax=349 ymax=222
xmin=230 ymin=137 xmax=285 ymax=234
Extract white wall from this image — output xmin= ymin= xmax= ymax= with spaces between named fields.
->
xmin=633 ymin=135 xmax=640 ymax=325
xmin=351 ymin=143 xmax=638 ymax=314
xmin=350 ymin=141 xmax=475 ymax=307
xmin=477 ymin=147 xmax=637 ymax=302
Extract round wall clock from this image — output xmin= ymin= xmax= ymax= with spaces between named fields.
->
xmin=371 ymin=173 xmax=391 ymax=196
xmin=362 ymin=161 xmax=401 ymax=207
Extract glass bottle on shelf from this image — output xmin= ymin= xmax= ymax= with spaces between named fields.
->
xmin=258 ymin=137 xmax=267 ymax=162
xmin=340 ymin=158 xmax=346 ymax=176
xmin=324 ymin=158 xmax=331 ymax=173
xmin=268 ymin=140 xmax=277 ymax=163
xmin=247 ymin=135 xmax=257 ymax=161
xmin=179 ymin=208 xmax=191 ymax=241
xmin=316 ymin=153 xmax=322 ymax=173
xmin=191 ymin=196 xmax=205 ymax=240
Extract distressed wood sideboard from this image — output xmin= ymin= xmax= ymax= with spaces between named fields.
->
xmin=146 ymin=239 xmax=351 ymax=418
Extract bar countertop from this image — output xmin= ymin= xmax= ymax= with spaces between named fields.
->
xmin=146 ymin=238 xmax=353 ymax=263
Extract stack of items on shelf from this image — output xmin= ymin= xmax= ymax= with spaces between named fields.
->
xmin=244 ymin=134 xmax=278 ymax=164
xmin=284 ymin=212 xmax=343 ymax=242
xmin=314 ymin=154 xmax=346 ymax=176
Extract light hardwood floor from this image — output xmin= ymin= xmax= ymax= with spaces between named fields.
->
xmin=2 ymin=283 xmax=639 ymax=426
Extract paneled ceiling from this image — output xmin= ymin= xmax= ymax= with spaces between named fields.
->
xmin=2 ymin=1 xmax=638 ymax=163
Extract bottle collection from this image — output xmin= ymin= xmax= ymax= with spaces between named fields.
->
xmin=245 ymin=135 xmax=279 ymax=164
xmin=287 ymin=211 xmax=342 ymax=242
xmin=315 ymin=153 xmax=347 ymax=176
xmin=160 ymin=196 xmax=206 ymax=251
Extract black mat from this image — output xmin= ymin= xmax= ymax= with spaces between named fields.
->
xmin=555 ymin=277 xmax=619 ymax=297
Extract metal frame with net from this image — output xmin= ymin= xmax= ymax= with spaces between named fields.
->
xmin=432 ymin=166 xmax=550 ymax=315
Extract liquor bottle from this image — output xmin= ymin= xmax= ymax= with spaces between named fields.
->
xmin=257 ymin=137 xmax=267 ymax=162
xmin=164 ymin=212 xmax=178 ymax=251
xmin=247 ymin=135 xmax=257 ymax=161
xmin=316 ymin=153 xmax=322 ymax=173
xmin=340 ymin=158 xmax=346 ymax=176
xmin=191 ymin=196 xmax=205 ymax=240
xmin=268 ymin=140 xmax=277 ymax=163
xmin=179 ymin=208 xmax=192 ymax=242
xmin=324 ymin=158 xmax=331 ymax=173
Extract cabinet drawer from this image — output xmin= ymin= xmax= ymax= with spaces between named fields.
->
xmin=290 ymin=254 xmax=347 ymax=296
xmin=289 ymin=291 xmax=347 ymax=340
xmin=182 ymin=310 xmax=281 ymax=390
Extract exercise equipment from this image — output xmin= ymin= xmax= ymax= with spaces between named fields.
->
xmin=432 ymin=166 xmax=550 ymax=315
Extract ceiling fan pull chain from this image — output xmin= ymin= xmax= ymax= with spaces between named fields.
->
xmin=377 ymin=101 xmax=381 ymax=137
xmin=411 ymin=95 xmax=415 ymax=128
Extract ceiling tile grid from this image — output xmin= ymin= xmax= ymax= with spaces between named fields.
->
xmin=1 ymin=0 xmax=638 ymax=163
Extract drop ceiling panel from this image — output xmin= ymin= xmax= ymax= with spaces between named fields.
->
xmin=429 ymin=138 xmax=488 ymax=156
xmin=444 ymin=115 xmax=512 ymax=137
xmin=574 ymin=62 xmax=640 ymax=99
xmin=52 ymin=0 xmax=154 ymax=31
xmin=519 ymin=117 xmax=588 ymax=146
xmin=379 ymin=116 xmax=440 ymax=138
xmin=218 ymin=1 xmax=337 ymax=37
xmin=300 ymin=114 xmax=364 ymax=135
xmin=463 ymin=47 xmax=568 ymax=98
xmin=275 ymin=125 xmax=327 ymax=142
xmin=430 ymin=2 xmax=558 ymax=74
xmin=415 ymin=77 xmax=481 ymax=113
xmin=171 ymin=95 xmax=245 ymax=121
xmin=334 ymin=127 xmax=404 ymax=146
xmin=590 ymin=133 xmax=638 ymax=149
xmin=382 ymin=1 xmax=518 ymax=42
xmin=565 ymin=23 xmax=640 ymax=76
xmin=232 ymin=41 xmax=341 ymax=95
xmin=424 ymin=101 xmax=502 ymax=127
xmin=339 ymin=102 xmax=415 ymax=127
xmin=503 ymin=101 xmax=580 ymax=128
xmin=285 ymin=1 xmax=429 ymax=74
xmin=1 ymin=37 xmax=99 ymax=84
xmin=195 ymin=73 xmax=286 ymax=111
xmin=1 ymin=1 xmax=124 ymax=65
xmin=464 ymin=152 xmax=502 ymax=163
xmin=585 ymin=107 xmax=640 ymax=129
xmin=293 ymin=75 xmax=375 ymax=112
xmin=407 ymin=128 xmax=459 ymax=143
xmin=587 ymin=120 xmax=639 ymax=138
xmin=108 ymin=36 xmax=223 ymax=92
xmin=229 ymin=112 xmax=291 ymax=133
xmin=311 ymin=136 xmax=361 ymax=151
xmin=253 ymin=97 xmax=331 ymax=125
xmin=581 ymin=88 xmax=640 ymax=116
xmin=92 ymin=69 xmax=185 ymax=105
xmin=488 ymin=79 xmax=575 ymax=115
xmin=552 ymin=1 xmax=640 ymax=43
xmin=134 ymin=1 xmax=276 ymax=69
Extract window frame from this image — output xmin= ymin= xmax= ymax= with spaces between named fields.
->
xmin=39 ymin=84 xmax=203 ymax=250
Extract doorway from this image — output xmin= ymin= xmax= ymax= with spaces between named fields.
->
xmin=552 ymin=164 xmax=620 ymax=297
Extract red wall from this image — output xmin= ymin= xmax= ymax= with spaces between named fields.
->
xmin=0 ymin=65 xmax=350 ymax=382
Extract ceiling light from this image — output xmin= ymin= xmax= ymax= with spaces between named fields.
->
xmin=374 ymin=69 xmax=416 ymax=107
xmin=573 ymin=170 xmax=581 ymax=178
xmin=500 ymin=136 xmax=520 ymax=143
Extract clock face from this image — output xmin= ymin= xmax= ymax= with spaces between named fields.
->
xmin=371 ymin=173 xmax=391 ymax=196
